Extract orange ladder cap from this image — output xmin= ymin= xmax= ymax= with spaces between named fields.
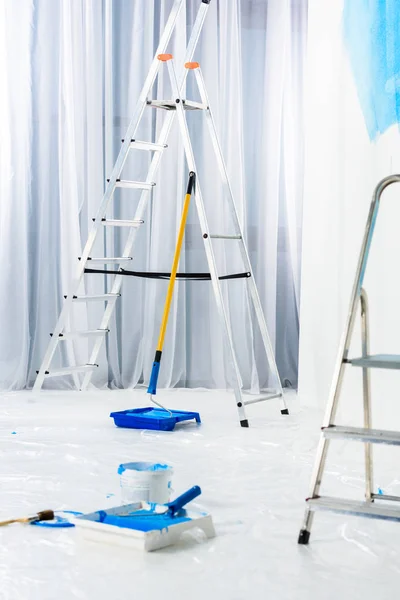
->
xmin=185 ymin=62 xmax=200 ymax=70
xmin=158 ymin=54 xmax=173 ymax=62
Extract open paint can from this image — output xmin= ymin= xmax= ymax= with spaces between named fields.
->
xmin=118 ymin=462 xmax=173 ymax=505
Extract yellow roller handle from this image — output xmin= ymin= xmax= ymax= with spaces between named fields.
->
xmin=157 ymin=172 xmax=196 ymax=352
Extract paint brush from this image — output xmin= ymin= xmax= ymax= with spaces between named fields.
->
xmin=0 ymin=510 xmax=54 ymax=527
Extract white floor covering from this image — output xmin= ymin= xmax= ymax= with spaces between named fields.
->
xmin=1 ymin=388 xmax=400 ymax=600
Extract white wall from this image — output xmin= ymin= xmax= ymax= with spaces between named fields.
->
xmin=299 ymin=0 xmax=400 ymax=426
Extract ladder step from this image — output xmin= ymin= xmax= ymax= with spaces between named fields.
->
xmin=72 ymin=294 xmax=120 ymax=303
xmin=129 ymin=140 xmax=168 ymax=152
xmin=209 ymin=234 xmax=242 ymax=240
xmin=348 ymin=354 xmax=400 ymax=369
xmin=101 ymin=219 xmax=144 ymax=228
xmin=58 ymin=330 xmax=109 ymax=340
xmin=372 ymin=493 xmax=400 ymax=502
xmin=43 ymin=365 xmax=99 ymax=377
xmin=86 ymin=257 xmax=133 ymax=264
xmin=243 ymin=392 xmax=281 ymax=406
xmin=306 ymin=496 xmax=400 ymax=522
xmin=147 ymin=99 xmax=207 ymax=111
xmin=115 ymin=180 xmax=155 ymax=190
xmin=322 ymin=425 xmax=400 ymax=445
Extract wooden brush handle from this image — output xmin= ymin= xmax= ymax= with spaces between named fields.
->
xmin=0 ymin=509 xmax=54 ymax=527
xmin=0 ymin=518 xmax=18 ymax=527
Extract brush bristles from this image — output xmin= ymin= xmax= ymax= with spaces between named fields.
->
xmin=36 ymin=510 xmax=54 ymax=521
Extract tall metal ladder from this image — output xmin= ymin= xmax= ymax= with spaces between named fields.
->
xmin=298 ymin=175 xmax=400 ymax=544
xmin=34 ymin=0 xmax=288 ymax=427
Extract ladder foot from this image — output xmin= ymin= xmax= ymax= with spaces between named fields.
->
xmin=298 ymin=529 xmax=311 ymax=545
xmin=281 ymin=408 xmax=289 ymax=415
xmin=240 ymin=419 xmax=249 ymax=428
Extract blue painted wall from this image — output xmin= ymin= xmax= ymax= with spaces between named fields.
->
xmin=343 ymin=0 xmax=400 ymax=140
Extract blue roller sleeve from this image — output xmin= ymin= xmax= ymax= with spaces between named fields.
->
xmin=167 ymin=485 xmax=202 ymax=516
xmin=148 ymin=350 xmax=162 ymax=395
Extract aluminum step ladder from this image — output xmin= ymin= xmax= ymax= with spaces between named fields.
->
xmin=33 ymin=0 xmax=288 ymax=427
xmin=298 ymin=174 xmax=400 ymax=544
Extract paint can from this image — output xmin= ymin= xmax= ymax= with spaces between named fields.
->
xmin=118 ymin=462 xmax=173 ymax=505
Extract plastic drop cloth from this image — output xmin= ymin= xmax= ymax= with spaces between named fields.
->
xmin=0 ymin=389 xmax=399 ymax=600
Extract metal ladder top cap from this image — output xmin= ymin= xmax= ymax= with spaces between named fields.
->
xmin=185 ymin=62 xmax=200 ymax=69
xmin=158 ymin=53 xmax=173 ymax=62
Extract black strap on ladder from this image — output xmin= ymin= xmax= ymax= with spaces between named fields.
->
xmin=84 ymin=267 xmax=251 ymax=281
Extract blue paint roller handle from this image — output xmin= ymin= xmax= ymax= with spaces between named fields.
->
xmin=167 ymin=485 xmax=202 ymax=516
xmin=147 ymin=361 xmax=161 ymax=395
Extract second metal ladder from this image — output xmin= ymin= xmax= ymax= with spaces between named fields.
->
xmin=298 ymin=175 xmax=400 ymax=544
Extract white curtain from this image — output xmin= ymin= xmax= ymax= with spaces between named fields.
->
xmin=0 ymin=0 xmax=307 ymax=392
xmin=299 ymin=0 xmax=400 ymax=416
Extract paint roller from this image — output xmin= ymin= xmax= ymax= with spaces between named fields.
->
xmin=147 ymin=171 xmax=196 ymax=405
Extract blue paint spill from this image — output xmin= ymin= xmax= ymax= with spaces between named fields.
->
xmin=343 ymin=0 xmax=400 ymax=141
xmin=378 ymin=487 xmax=384 ymax=495
xmin=11 ymin=432 xmax=16 ymax=435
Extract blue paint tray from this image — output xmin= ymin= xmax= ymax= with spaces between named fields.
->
xmin=72 ymin=501 xmax=215 ymax=552
xmin=110 ymin=407 xmax=201 ymax=431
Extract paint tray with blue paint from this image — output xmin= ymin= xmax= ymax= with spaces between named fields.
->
xmin=72 ymin=486 xmax=215 ymax=552
xmin=110 ymin=407 xmax=201 ymax=431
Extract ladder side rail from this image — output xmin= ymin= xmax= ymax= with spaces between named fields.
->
xmin=167 ymin=58 xmax=248 ymax=425
xmin=193 ymin=67 xmax=287 ymax=410
xmin=360 ymin=288 xmax=374 ymax=500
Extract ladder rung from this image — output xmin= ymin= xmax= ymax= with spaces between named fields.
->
xmin=372 ymin=493 xmax=400 ymax=503
xmin=58 ymin=330 xmax=109 ymax=340
xmin=43 ymin=365 xmax=99 ymax=377
xmin=101 ymin=219 xmax=144 ymax=228
xmin=72 ymin=294 xmax=120 ymax=303
xmin=129 ymin=140 xmax=168 ymax=152
xmin=209 ymin=234 xmax=242 ymax=240
xmin=322 ymin=425 xmax=400 ymax=445
xmin=86 ymin=257 xmax=133 ymax=264
xmin=115 ymin=180 xmax=155 ymax=190
xmin=147 ymin=99 xmax=207 ymax=111
xmin=348 ymin=354 xmax=400 ymax=369
xmin=306 ymin=496 xmax=400 ymax=522
xmin=243 ymin=392 xmax=281 ymax=406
